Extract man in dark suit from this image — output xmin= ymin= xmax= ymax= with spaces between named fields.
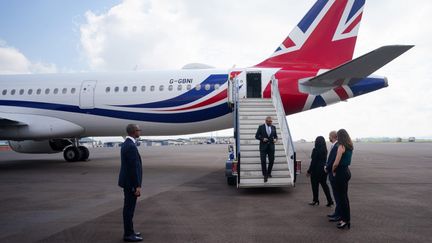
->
xmin=119 ymin=124 xmax=143 ymax=242
xmin=255 ymin=116 xmax=278 ymax=182
xmin=325 ymin=131 xmax=340 ymax=222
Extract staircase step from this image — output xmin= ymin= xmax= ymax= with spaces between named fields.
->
xmin=240 ymin=144 xmax=284 ymax=151
xmin=240 ymin=105 xmax=274 ymax=109
xmin=239 ymin=120 xmax=279 ymax=125
xmin=239 ymin=98 xmax=272 ymax=103
xmin=239 ymin=129 xmax=281 ymax=136
xmin=241 ymin=163 xmax=288 ymax=171
xmin=238 ymin=177 xmax=293 ymax=188
xmin=238 ymin=124 xmax=280 ymax=130
xmin=241 ymin=157 xmax=287 ymax=164
xmin=240 ymin=170 xmax=290 ymax=178
xmin=242 ymin=150 xmax=286 ymax=158
xmin=239 ymin=115 xmax=279 ymax=121
xmin=238 ymin=134 xmax=282 ymax=140
xmin=239 ymin=107 xmax=276 ymax=112
xmin=239 ymin=111 xmax=277 ymax=116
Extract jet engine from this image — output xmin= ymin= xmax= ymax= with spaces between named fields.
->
xmin=8 ymin=139 xmax=72 ymax=154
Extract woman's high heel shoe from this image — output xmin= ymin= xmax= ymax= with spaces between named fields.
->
xmin=337 ymin=221 xmax=351 ymax=229
xmin=326 ymin=202 xmax=334 ymax=207
xmin=308 ymin=201 xmax=319 ymax=206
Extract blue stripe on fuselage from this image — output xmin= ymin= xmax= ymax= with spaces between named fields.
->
xmin=113 ymin=74 xmax=228 ymax=109
xmin=0 ymin=100 xmax=232 ymax=123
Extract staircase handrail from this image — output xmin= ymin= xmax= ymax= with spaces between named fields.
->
xmin=232 ymin=77 xmax=241 ymax=185
xmin=271 ymin=76 xmax=296 ymax=184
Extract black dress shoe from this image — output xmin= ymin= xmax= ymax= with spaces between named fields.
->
xmin=329 ymin=217 xmax=341 ymax=222
xmin=264 ymin=176 xmax=268 ymax=182
xmin=268 ymin=174 xmax=272 ymax=178
xmin=308 ymin=201 xmax=319 ymax=206
xmin=337 ymin=221 xmax=351 ymax=229
xmin=327 ymin=214 xmax=336 ymax=218
xmin=134 ymin=232 xmax=141 ymax=237
xmin=124 ymin=235 xmax=143 ymax=242
xmin=326 ymin=202 xmax=334 ymax=207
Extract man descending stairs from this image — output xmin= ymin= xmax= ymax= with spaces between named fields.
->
xmin=238 ymin=98 xmax=293 ymax=188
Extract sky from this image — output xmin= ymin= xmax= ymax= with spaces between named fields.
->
xmin=0 ymin=0 xmax=431 ymax=141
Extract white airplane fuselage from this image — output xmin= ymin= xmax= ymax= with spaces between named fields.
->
xmin=0 ymin=68 xmax=272 ymax=139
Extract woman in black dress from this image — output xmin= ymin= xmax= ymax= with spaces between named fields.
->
xmin=307 ymin=136 xmax=333 ymax=206
xmin=332 ymin=129 xmax=353 ymax=229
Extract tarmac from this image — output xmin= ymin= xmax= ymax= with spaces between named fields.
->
xmin=0 ymin=143 xmax=431 ymax=243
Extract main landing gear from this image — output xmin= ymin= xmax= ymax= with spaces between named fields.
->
xmin=63 ymin=139 xmax=89 ymax=162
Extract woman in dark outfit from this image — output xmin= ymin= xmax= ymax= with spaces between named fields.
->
xmin=307 ymin=136 xmax=333 ymax=206
xmin=332 ymin=129 xmax=353 ymax=229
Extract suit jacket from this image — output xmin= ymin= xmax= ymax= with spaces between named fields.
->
xmin=307 ymin=148 xmax=327 ymax=176
xmin=325 ymin=142 xmax=339 ymax=180
xmin=118 ymin=138 xmax=143 ymax=191
xmin=255 ymin=124 xmax=278 ymax=150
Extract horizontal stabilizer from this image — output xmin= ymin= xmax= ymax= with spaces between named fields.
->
xmin=299 ymin=45 xmax=414 ymax=94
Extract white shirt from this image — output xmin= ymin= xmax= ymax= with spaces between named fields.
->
xmin=331 ymin=140 xmax=338 ymax=149
xmin=265 ymin=124 xmax=272 ymax=136
xmin=126 ymin=136 xmax=136 ymax=144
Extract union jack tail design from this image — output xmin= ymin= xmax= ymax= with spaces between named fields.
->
xmin=256 ymin=0 xmax=366 ymax=69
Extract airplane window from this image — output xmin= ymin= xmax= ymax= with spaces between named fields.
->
xmin=141 ymin=86 xmax=145 ymax=92
xmin=187 ymin=84 xmax=192 ymax=90
xmin=45 ymin=89 xmax=50 ymax=94
xmin=168 ymin=85 xmax=173 ymax=91
xmin=204 ymin=84 xmax=210 ymax=91
xmin=2 ymin=89 xmax=6 ymax=95
xmin=132 ymin=86 xmax=137 ymax=92
xmin=36 ymin=89 xmax=41 ymax=95
xmin=54 ymin=88 xmax=59 ymax=94
xmin=214 ymin=84 xmax=220 ymax=90
xmin=195 ymin=85 xmax=201 ymax=91
xmin=19 ymin=89 xmax=24 ymax=95
xmin=150 ymin=85 xmax=155 ymax=92
xmin=106 ymin=87 xmax=110 ymax=93
xmin=62 ymin=88 xmax=67 ymax=94
xmin=177 ymin=85 xmax=182 ymax=91
xmin=71 ymin=88 xmax=76 ymax=94
xmin=159 ymin=85 xmax=164 ymax=91
xmin=114 ymin=87 xmax=119 ymax=92
xmin=11 ymin=89 xmax=16 ymax=95
xmin=28 ymin=89 xmax=33 ymax=95
xmin=123 ymin=86 xmax=128 ymax=92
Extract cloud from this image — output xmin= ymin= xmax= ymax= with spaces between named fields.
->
xmin=79 ymin=0 xmax=310 ymax=71
xmin=0 ymin=41 xmax=57 ymax=74
xmin=78 ymin=0 xmax=431 ymax=139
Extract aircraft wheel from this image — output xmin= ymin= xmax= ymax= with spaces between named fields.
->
xmin=78 ymin=146 xmax=90 ymax=161
xmin=64 ymin=146 xmax=82 ymax=162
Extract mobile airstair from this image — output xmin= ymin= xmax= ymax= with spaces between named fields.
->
xmin=229 ymin=75 xmax=296 ymax=188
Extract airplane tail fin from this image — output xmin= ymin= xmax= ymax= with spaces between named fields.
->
xmin=256 ymin=0 xmax=366 ymax=69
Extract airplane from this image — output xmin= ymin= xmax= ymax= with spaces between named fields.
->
xmin=0 ymin=0 xmax=412 ymax=162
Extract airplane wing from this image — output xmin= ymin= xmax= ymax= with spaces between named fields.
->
xmin=0 ymin=112 xmax=84 ymax=140
xmin=299 ymin=45 xmax=414 ymax=94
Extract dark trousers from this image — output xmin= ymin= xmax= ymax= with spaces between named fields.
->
xmin=335 ymin=168 xmax=351 ymax=222
xmin=330 ymin=179 xmax=341 ymax=217
xmin=260 ymin=144 xmax=275 ymax=176
xmin=310 ymin=173 xmax=333 ymax=203
xmin=123 ymin=189 xmax=137 ymax=236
